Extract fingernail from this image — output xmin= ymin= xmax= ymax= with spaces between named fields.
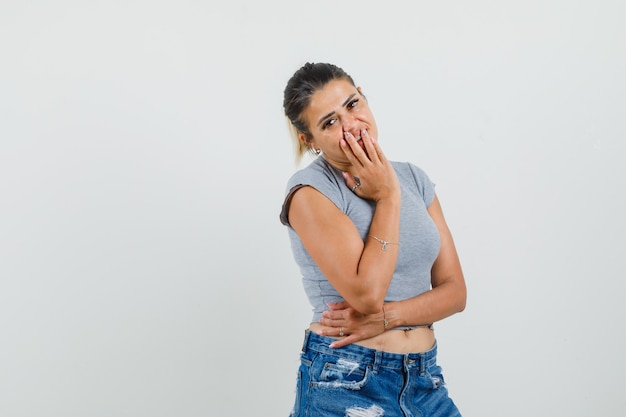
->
xmin=361 ymin=129 xmax=367 ymax=136
xmin=344 ymin=132 xmax=350 ymax=139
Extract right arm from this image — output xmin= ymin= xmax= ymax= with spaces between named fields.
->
xmin=288 ymin=130 xmax=400 ymax=314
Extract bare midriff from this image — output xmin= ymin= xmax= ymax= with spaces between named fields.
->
xmin=308 ymin=322 xmax=436 ymax=354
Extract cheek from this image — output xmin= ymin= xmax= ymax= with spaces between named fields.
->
xmin=318 ymin=133 xmax=344 ymax=154
xmin=320 ymin=128 xmax=343 ymax=142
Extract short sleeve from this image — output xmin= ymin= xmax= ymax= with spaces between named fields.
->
xmin=279 ymin=159 xmax=345 ymax=227
xmin=279 ymin=184 xmax=305 ymax=226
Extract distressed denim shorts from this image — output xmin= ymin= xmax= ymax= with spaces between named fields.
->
xmin=290 ymin=331 xmax=461 ymax=417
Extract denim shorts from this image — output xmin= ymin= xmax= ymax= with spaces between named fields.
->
xmin=290 ymin=331 xmax=461 ymax=417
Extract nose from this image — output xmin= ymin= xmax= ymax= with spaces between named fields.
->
xmin=342 ymin=115 xmax=361 ymax=138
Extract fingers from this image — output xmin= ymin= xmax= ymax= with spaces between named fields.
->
xmin=315 ymin=324 xmax=348 ymax=338
xmin=341 ymin=130 xmax=374 ymax=166
xmin=360 ymin=129 xmax=383 ymax=164
xmin=343 ymin=129 xmax=385 ymax=163
xmin=317 ymin=323 xmax=371 ymax=349
xmin=322 ymin=304 xmax=354 ymax=321
xmin=341 ymin=129 xmax=393 ymax=193
xmin=329 ymin=335 xmax=358 ymax=349
xmin=342 ymin=171 xmax=361 ymax=193
xmin=327 ymin=301 xmax=351 ymax=310
xmin=319 ymin=315 xmax=344 ymax=327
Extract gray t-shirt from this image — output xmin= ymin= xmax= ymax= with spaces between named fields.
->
xmin=280 ymin=157 xmax=440 ymax=326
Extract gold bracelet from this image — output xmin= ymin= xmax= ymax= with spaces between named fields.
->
xmin=382 ymin=305 xmax=389 ymax=330
xmin=368 ymin=235 xmax=399 ymax=251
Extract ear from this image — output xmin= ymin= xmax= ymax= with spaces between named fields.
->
xmin=298 ymin=132 xmax=310 ymax=145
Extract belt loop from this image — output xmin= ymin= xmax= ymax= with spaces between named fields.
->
xmin=418 ymin=352 xmax=426 ymax=375
xmin=373 ymin=351 xmax=382 ymax=373
xmin=301 ymin=330 xmax=311 ymax=353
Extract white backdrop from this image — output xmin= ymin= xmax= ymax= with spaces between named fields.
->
xmin=1 ymin=1 xmax=625 ymax=416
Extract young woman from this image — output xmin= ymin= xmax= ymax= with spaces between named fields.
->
xmin=280 ymin=62 xmax=466 ymax=417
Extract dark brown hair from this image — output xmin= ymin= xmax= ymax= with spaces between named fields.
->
xmin=283 ymin=62 xmax=355 ymax=158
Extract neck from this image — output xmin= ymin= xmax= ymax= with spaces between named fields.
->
xmin=320 ymin=155 xmax=355 ymax=176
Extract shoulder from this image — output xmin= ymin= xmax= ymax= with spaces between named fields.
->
xmin=285 ymin=158 xmax=341 ymax=192
xmin=281 ymin=158 xmax=346 ymax=226
xmin=390 ymin=160 xmax=432 ymax=182
xmin=390 ymin=160 xmax=428 ymax=173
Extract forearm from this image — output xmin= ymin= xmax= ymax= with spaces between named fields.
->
xmin=351 ymin=197 xmax=401 ymax=313
xmin=383 ymin=280 xmax=467 ymax=328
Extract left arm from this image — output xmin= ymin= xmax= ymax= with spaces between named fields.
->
xmin=317 ymin=194 xmax=466 ymax=346
xmin=385 ymin=194 xmax=466 ymax=327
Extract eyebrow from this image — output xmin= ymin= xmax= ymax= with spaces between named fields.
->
xmin=316 ymin=93 xmax=357 ymax=127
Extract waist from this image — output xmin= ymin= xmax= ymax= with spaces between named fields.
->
xmin=308 ymin=322 xmax=435 ymax=354
xmin=300 ymin=330 xmax=439 ymax=370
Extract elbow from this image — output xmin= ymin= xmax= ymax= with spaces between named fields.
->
xmin=455 ymin=283 xmax=467 ymax=313
xmin=456 ymin=297 xmax=467 ymax=313
xmin=352 ymin=292 xmax=385 ymax=315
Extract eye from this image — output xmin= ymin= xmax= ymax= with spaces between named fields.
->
xmin=322 ymin=118 xmax=337 ymax=129
xmin=348 ymin=99 xmax=359 ymax=109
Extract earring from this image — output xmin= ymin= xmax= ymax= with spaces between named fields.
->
xmin=311 ymin=147 xmax=321 ymax=156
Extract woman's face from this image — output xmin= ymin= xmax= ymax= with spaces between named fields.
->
xmin=300 ymin=78 xmax=378 ymax=169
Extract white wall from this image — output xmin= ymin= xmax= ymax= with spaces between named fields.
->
xmin=1 ymin=1 xmax=624 ymax=416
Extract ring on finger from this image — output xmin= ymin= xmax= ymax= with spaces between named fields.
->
xmin=351 ymin=176 xmax=361 ymax=193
